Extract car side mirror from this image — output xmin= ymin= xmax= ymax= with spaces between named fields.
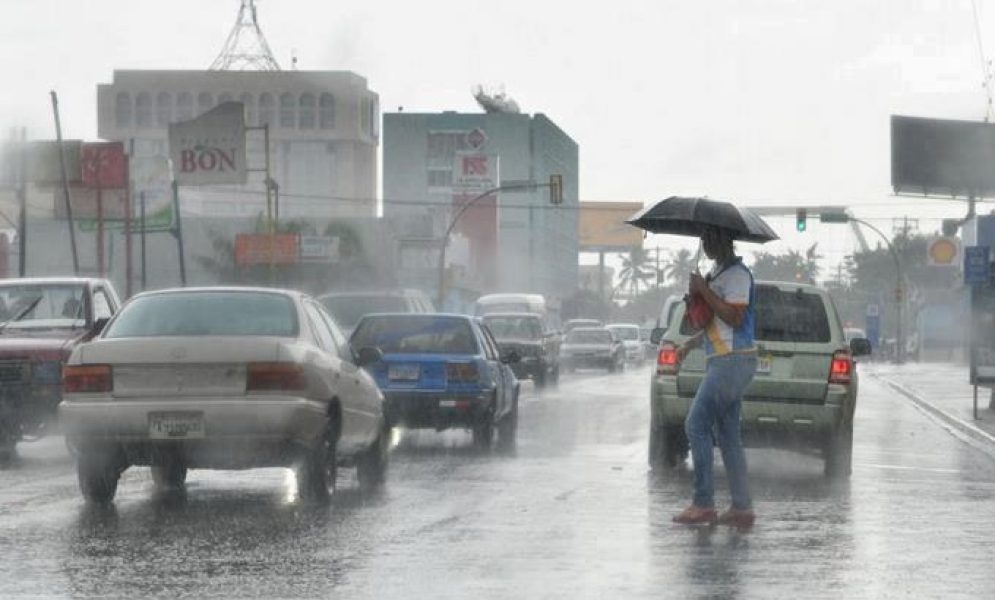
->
xmin=355 ymin=346 xmax=383 ymax=367
xmin=850 ymin=338 xmax=872 ymax=357
xmin=502 ymin=350 xmax=521 ymax=365
xmin=650 ymin=328 xmax=665 ymax=345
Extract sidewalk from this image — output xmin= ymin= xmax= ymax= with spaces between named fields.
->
xmin=867 ymin=361 xmax=995 ymax=452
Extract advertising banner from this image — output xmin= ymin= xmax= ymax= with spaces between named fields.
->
xmin=80 ymin=141 xmax=126 ymax=189
xmin=579 ymin=202 xmax=644 ymax=251
xmin=168 ymin=102 xmax=247 ymax=186
xmin=234 ymin=233 xmax=299 ymax=266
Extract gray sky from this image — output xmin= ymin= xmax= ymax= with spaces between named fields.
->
xmin=2 ymin=0 xmax=993 ymax=266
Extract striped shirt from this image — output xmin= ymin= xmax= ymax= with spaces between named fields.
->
xmin=702 ymin=257 xmax=756 ymax=358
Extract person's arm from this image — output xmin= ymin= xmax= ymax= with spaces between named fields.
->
xmin=689 ymin=272 xmax=748 ymax=329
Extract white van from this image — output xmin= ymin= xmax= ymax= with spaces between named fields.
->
xmin=474 ymin=293 xmax=560 ymax=333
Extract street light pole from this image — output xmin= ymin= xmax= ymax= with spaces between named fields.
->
xmin=436 ymin=179 xmax=559 ymax=309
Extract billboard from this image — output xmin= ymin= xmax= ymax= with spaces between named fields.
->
xmin=234 ymin=233 xmax=299 ymax=266
xmin=169 ymin=102 xmax=247 ymax=186
xmin=579 ymin=202 xmax=644 ymax=251
xmin=80 ymin=142 xmax=126 ymax=189
xmin=891 ymin=115 xmax=995 ymax=198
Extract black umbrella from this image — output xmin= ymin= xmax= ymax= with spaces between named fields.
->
xmin=626 ymin=196 xmax=779 ymax=243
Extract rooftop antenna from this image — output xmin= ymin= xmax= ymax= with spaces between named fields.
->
xmin=209 ymin=0 xmax=281 ymax=71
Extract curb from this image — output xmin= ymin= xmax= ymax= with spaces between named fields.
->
xmin=875 ymin=374 xmax=995 ymax=458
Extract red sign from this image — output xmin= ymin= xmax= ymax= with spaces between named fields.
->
xmin=81 ymin=142 xmax=126 ymax=189
xmin=234 ymin=234 xmax=300 ymax=266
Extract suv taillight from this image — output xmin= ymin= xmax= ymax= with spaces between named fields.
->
xmin=657 ymin=342 xmax=680 ymax=376
xmin=829 ymin=350 xmax=853 ymax=384
xmin=63 ymin=365 xmax=113 ymax=393
xmin=446 ymin=362 xmax=479 ymax=383
xmin=247 ymin=363 xmax=308 ymax=391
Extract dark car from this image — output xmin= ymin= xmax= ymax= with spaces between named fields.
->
xmin=0 ymin=277 xmax=121 ymax=464
xmin=351 ymin=313 xmax=520 ymax=449
xmin=481 ymin=312 xmax=560 ymax=388
xmin=560 ymin=327 xmax=625 ymax=373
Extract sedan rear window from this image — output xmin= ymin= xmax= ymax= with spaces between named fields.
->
xmin=104 ymin=292 xmax=298 ymax=338
xmin=566 ymin=330 xmax=611 ymax=344
xmin=352 ymin=316 xmax=478 ymax=355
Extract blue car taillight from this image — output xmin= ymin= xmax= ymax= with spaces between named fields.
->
xmin=446 ymin=362 xmax=479 ymax=383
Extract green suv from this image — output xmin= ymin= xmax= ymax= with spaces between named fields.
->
xmin=648 ymin=281 xmax=871 ymax=479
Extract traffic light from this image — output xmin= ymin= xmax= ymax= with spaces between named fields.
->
xmin=796 ymin=208 xmax=807 ymax=232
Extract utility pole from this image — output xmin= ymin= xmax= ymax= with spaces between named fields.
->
xmin=50 ymin=91 xmax=80 ymax=275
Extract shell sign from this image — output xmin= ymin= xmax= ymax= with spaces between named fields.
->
xmin=927 ymin=237 xmax=960 ymax=267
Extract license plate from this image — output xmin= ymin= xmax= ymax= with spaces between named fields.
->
xmin=388 ymin=364 xmax=420 ymax=381
xmin=149 ymin=411 xmax=205 ymax=439
xmin=757 ymin=354 xmax=773 ymax=374
xmin=439 ymin=399 xmax=457 ymax=408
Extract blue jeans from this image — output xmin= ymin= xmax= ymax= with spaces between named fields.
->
xmin=685 ymin=353 xmax=757 ymax=510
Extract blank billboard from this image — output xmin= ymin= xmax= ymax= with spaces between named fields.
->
xmin=891 ymin=115 xmax=995 ymax=198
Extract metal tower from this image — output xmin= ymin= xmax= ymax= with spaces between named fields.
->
xmin=209 ymin=0 xmax=281 ymax=71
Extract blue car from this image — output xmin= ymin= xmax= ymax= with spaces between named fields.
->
xmin=350 ymin=314 xmax=520 ymax=449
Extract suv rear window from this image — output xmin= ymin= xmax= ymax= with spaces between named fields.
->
xmin=679 ymin=286 xmax=831 ymax=343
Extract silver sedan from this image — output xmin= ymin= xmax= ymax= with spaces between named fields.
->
xmin=59 ymin=287 xmax=388 ymax=503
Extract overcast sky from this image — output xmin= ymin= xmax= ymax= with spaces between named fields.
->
xmin=2 ymin=0 xmax=994 ymax=265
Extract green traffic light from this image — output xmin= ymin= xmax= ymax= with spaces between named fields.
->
xmin=796 ymin=208 xmax=807 ymax=232
xmin=797 ymin=220 xmax=807 ymax=232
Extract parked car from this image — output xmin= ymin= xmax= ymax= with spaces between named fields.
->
xmin=59 ymin=287 xmax=389 ymax=503
xmin=0 ymin=277 xmax=121 ymax=465
xmin=560 ymin=327 xmax=625 ymax=373
xmin=317 ymin=289 xmax=435 ymax=336
xmin=648 ymin=281 xmax=871 ymax=479
xmin=351 ymin=313 xmax=520 ymax=449
xmin=607 ymin=323 xmax=645 ymax=365
xmin=482 ymin=312 xmax=560 ymax=388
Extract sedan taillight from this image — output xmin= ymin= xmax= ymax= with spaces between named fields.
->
xmin=657 ymin=343 xmax=680 ymax=376
xmin=247 ymin=362 xmax=308 ymax=391
xmin=63 ymin=365 xmax=113 ymax=393
xmin=446 ymin=362 xmax=479 ymax=383
xmin=829 ymin=350 xmax=853 ymax=385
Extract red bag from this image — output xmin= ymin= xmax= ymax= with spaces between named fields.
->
xmin=684 ymin=292 xmax=713 ymax=332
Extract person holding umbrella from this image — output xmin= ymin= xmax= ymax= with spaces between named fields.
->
xmin=627 ymin=197 xmax=777 ymax=528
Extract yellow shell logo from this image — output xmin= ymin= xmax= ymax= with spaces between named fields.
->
xmin=929 ymin=239 xmax=957 ymax=264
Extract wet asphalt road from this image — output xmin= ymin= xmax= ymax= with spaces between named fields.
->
xmin=3 ymin=363 xmax=995 ymax=599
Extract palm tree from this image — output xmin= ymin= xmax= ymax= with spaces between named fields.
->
xmin=664 ymin=248 xmax=696 ymax=292
xmin=616 ymin=247 xmax=654 ymax=299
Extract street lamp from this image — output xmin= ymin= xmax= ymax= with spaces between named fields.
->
xmin=821 ymin=209 xmax=906 ymax=364
xmin=436 ymin=176 xmax=563 ymax=308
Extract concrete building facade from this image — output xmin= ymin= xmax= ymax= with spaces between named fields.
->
xmin=383 ymin=111 xmax=579 ymax=307
xmin=97 ymin=70 xmax=379 ymax=219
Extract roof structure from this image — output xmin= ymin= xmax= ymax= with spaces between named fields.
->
xmin=209 ymin=0 xmax=281 ymax=71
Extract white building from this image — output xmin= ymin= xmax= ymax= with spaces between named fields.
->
xmin=97 ymin=70 xmax=379 ymax=219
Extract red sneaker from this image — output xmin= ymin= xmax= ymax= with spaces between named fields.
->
xmin=672 ymin=505 xmax=718 ymax=525
xmin=717 ymin=508 xmax=755 ymax=528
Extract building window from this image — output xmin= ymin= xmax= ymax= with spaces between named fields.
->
xmin=319 ymin=93 xmax=335 ymax=129
xmin=176 ymin=92 xmax=193 ymax=120
xmin=360 ymin=98 xmax=370 ymax=134
xmin=114 ymin=92 xmax=131 ymax=128
xmin=258 ymin=93 xmax=274 ymax=127
xmin=298 ymin=93 xmax=315 ymax=129
xmin=135 ymin=92 xmax=152 ymax=127
xmin=197 ymin=92 xmax=213 ymax=116
xmin=156 ymin=92 xmax=172 ymax=127
xmin=239 ymin=93 xmax=255 ymax=126
xmin=279 ymin=93 xmax=295 ymax=128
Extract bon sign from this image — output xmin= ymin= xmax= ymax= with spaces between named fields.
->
xmin=168 ymin=102 xmax=247 ymax=186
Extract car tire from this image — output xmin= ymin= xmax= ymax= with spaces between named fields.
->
xmin=151 ymin=451 xmax=188 ymax=490
xmin=299 ymin=422 xmax=338 ymax=501
xmin=649 ymin=424 xmax=688 ymax=470
xmin=472 ymin=409 xmax=495 ymax=450
xmin=0 ymin=439 xmax=16 ymax=469
xmin=357 ymin=423 xmax=390 ymax=492
xmin=534 ymin=368 xmax=546 ymax=390
xmin=824 ymin=424 xmax=853 ymax=480
xmin=497 ymin=395 xmax=519 ymax=452
xmin=78 ymin=449 xmax=123 ymax=504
